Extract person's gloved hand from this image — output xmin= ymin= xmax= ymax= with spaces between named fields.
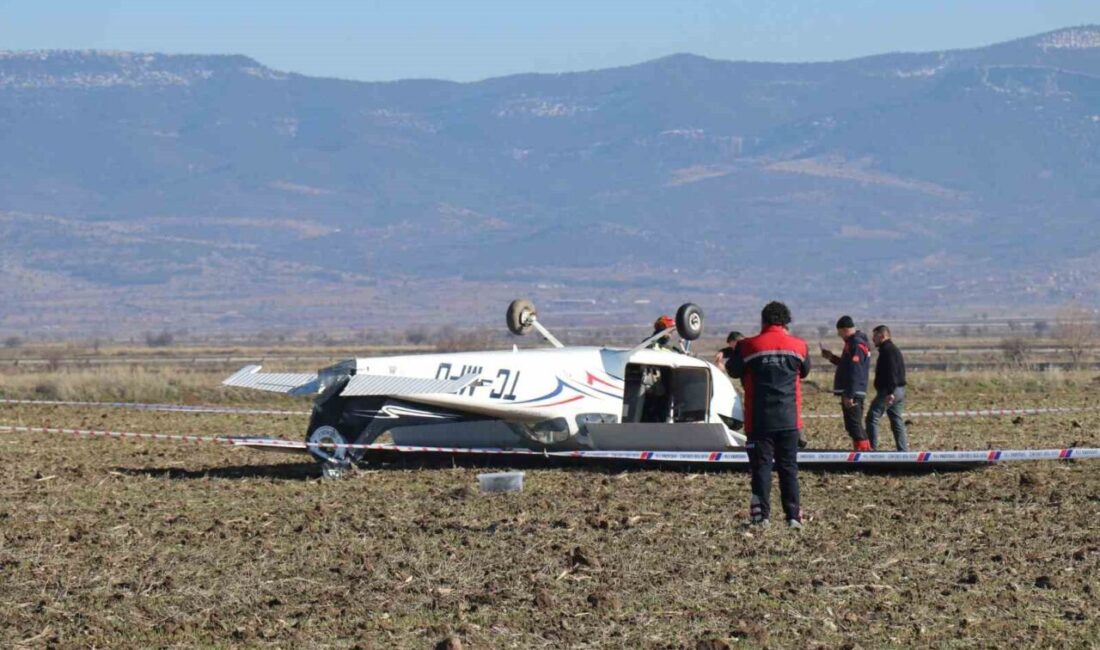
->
xmin=798 ymin=431 xmax=809 ymax=449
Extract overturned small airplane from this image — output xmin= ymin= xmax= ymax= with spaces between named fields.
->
xmin=224 ymin=300 xmax=744 ymax=470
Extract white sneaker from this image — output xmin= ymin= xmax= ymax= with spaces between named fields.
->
xmin=787 ymin=518 xmax=804 ymax=530
xmin=750 ymin=517 xmax=771 ymax=527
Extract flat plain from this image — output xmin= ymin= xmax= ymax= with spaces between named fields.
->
xmin=0 ymin=360 xmax=1097 ymax=648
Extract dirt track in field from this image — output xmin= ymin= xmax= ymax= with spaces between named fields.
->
xmin=1 ymin=370 xmax=1098 ymax=648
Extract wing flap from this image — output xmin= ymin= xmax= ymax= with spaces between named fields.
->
xmin=339 ymin=372 xmax=480 ymax=397
xmin=222 ymin=365 xmax=320 ymax=395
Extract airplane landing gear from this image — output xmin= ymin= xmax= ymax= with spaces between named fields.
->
xmin=308 ymin=425 xmax=352 ymax=479
xmin=321 ymin=463 xmax=348 ymax=480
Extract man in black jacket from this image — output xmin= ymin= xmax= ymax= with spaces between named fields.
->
xmin=866 ymin=325 xmax=909 ymax=451
xmin=821 ymin=315 xmax=872 ymax=451
xmin=713 ymin=330 xmax=744 ymax=366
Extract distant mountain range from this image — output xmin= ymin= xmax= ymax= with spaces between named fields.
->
xmin=1 ymin=27 xmax=1099 ymax=336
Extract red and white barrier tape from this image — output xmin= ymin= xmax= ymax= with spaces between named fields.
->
xmin=4 ymin=399 xmax=1100 ymax=421
xmin=2 ymin=424 xmax=1096 ymax=465
xmin=0 ymin=398 xmax=307 ymax=416
xmin=804 ymin=405 xmax=1100 ymax=419
xmin=0 ymin=424 xmax=239 ymax=444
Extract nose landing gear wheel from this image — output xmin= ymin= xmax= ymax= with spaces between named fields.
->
xmin=308 ymin=425 xmax=351 ymax=479
xmin=506 ymin=299 xmax=537 ymax=336
xmin=676 ymin=303 xmax=704 ymax=341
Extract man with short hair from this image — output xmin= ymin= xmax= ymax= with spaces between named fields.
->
xmin=866 ymin=325 xmax=908 ymax=451
xmin=727 ymin=301 xmax=809 ymax=529
xmin=714 ymin=330 xmax=744 ymax=366
xmin=820 ymin=315 xmax=872 ymax=451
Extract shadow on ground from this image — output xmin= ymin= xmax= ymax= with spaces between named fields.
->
xmin=115 ymin=461 xmax=320 ymax=481
xmin=114 ymin=450 xmax=990 ymax=481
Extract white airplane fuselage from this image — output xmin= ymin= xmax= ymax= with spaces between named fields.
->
xmin=341 ymin=345 xmax=744 ymax=443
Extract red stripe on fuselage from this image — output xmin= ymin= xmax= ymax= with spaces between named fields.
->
xmin=586 ymin=372 xmax=622 ymax=390
xmin=533 ymin=395 xmax=585 ymax=408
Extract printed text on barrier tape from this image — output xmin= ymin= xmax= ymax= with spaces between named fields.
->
xmin=0 ymin=398 xmax=308 ymax=416
xmin=1 ymin=425 xmax=1097 ymax=464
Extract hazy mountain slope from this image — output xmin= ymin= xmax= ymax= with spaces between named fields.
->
xmin=0 ymin=27 xmax=1097 ymax=334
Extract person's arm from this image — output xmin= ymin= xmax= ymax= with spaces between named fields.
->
xmin=846 ymin=339 xmax=872 ymax=400
xmin=878 ymin=347 xmax=898 ymax=397
xmin=714 ymin=347 xmax=732 ymax=366
xmin=888 ymin=345 xmax=906 ymax=402
xmin=839 ymin=341 xmax=860 ymax=399
xmin=726 ymin=342 xmax=745 ymax=379
xmin=896 ymin=346 xmax=906 ymax=390
xmin=820 ymin=343 xmax=840 ymax=365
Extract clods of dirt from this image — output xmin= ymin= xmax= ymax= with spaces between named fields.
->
xmin=570 ymin=546 xmax=599 ymax=569
xmin=533 ymin=589 xmax=553 ymax=608
xmin=958 ymin=569 xmax=980 ymax=585
xmin=1018 ymin=472 xmax=1044 ymax=488
xmin=585 ymin=590 xmax=621 ymax=611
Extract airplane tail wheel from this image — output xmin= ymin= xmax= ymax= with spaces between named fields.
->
xmin=307 ymin=425 xmax=350 ymax=467
xmin=506 ymin=299 xmax=537 ymax=336
xmin=676 ymin=303 xmax=704 ymax=341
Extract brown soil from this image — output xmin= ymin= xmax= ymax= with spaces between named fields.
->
xmin=0 ymin=370 xmax=1097 ymax=648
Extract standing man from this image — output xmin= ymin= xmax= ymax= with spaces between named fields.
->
xmin=727 ymin=302 xmax=809 ymax=529
xmin=820 ymin=315 xmax=872 ymax=451
xmin=713 ymin=330 xmax=744 ymax=366
xmin=866 ymin=325 xmax=908 ymax=451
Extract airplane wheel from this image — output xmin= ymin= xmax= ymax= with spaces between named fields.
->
xmin=506 ymin=299 xmax=537 ymax=336
xmin=307 ymin=425 xmax=350 ymax=466
xmin=676 ymin=303 xmax=704 ymax=341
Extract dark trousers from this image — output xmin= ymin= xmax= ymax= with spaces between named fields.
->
xmin=747 ymin=429 xmax=801 ymax=521
xmin=841 ymin=396 xmax=867 ymax=441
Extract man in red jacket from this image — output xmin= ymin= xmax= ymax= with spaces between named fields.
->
xmin=726 ymin=301 xmax=810 ymax=529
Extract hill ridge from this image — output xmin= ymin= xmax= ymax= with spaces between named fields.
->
xmin=0 ymin=27 xmax=1097 ymax=335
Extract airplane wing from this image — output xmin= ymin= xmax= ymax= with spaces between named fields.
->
xmin=222 ymin=365 xmax=321 ymax=395
xmin=340 ymin=372 xmax=480 ymax=397
xmin=223 ymin=366 xmax=480 ymax=397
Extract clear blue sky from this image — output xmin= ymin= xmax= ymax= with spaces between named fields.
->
xmin=1 ymin=1 xmax=1097 ymax=81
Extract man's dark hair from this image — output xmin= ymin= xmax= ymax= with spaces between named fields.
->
xmin=761 ymin=301 xmax=792 ymax=327
xmin=873 ymin=324 xmax=891 ymax=336
xmin=727 ymin=331 xmax=744 ymax=342
xmin=836 ymin=315 xmax=855 ymax=329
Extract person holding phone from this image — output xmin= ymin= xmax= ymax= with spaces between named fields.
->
xmin=820 ymin=315 xmax=872 ymax=451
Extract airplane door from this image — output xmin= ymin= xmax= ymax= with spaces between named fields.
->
xmin=621 ymin=364 xmax=711 ymax=424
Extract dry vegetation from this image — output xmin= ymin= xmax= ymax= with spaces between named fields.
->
xmin=0 ymin=359 xmax=1098 ymax=648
